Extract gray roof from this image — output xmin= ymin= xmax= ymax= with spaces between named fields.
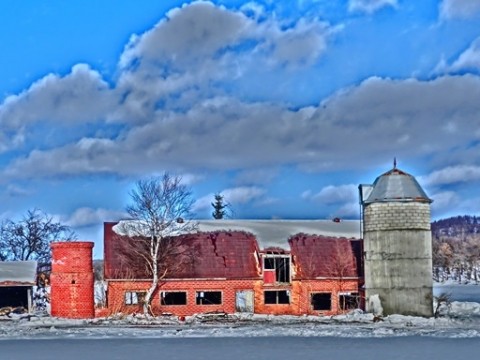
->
xmin=0 ymin=261 xmax=37 ymax=286
xmin=197 ymin=219 xmax=361 ymax=249
xmin=363 ymin=167 xmax=432 ymax=204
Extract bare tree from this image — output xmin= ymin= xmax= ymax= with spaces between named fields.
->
xmin=434 ymin=292 xmax=452 ymax=318
xmin=0 ymin=209 xmax=76 ymax=263
xmin=326 ymin=240 xmax=359 ymax=313
xmin=118 ymin=173 xmax=197 ymax=315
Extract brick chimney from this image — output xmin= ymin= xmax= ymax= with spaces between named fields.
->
xmin=50 ymin=242 xmax=95 ymax=318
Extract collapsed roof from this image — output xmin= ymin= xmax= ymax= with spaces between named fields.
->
xmin=104 ymin=221 xmax=362 ymax=281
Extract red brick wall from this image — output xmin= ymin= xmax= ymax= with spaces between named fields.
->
xmin=50 ymin=242 xmax=95 ymax=319
xmin=104 ymin=278 xmax=361 ymax=317
xmin=253 ymin=279 xmax=360 ymax=316
xmin=106 ymin=279 xmax=259 ymax=316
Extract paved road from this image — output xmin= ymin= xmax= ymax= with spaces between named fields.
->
xmin=1 ymin=336 xmax=479 ymax=360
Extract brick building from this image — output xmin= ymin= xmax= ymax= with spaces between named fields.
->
xmin=102 ymin=220 xmax=363 ymax=316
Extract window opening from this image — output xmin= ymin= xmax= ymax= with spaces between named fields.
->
xmin=196 ymin=291 xmax=222 ymax=305
xmin=339 ymin=293 xmax=359 ymax=310
xmin=263 ymin=255 xmax=290 ymax=283
xmin=161 ymin=291 xmax=187 ymax=305
xmin=124 ymin=291 xmax=146 ymax=305
xmin=264 ymin=290 xmax=290 ymax=304
xmin=311 ymin=293 xmax=331 ymax=311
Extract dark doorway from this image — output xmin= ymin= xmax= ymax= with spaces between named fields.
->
xmin=311 ymin=293 xmax=331 ymax=311
xmin=0 ymin=286 xmax=30 ymax=308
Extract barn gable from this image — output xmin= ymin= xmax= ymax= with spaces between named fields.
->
xmin=289 ymin=234 xmax=362 ymax=279
xmin=104 ymin=222 xmax=260 ymax=280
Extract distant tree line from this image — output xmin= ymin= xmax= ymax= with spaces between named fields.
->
xmin=431 ymin=215 xmax=480 ymax=283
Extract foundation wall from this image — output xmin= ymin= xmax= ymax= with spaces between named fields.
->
xmin=104 ymin=278 xmax=361 ymax=317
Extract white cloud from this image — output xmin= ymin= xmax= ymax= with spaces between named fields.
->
xmin=222 ymin=186 xmax=265 ymax=204
xmin=119 ymin=2 xmax=251 ymax=69
xmin=450 ymin=37 xmax=480 ymax=72
xmin=312 ymin=184 xmax=358 ymax=204
xmin=421 ymin=165 xmax=480 ymax=186
xmin=439 ymin=0 xmax=480 ymax=20
xmin=235 ymin=168 xmax=279 ymax=185
xmin=348 ymin=0 xmax=398 ymax=14
xmin=455 ymin=195 xmax=480 ymax=214
xmin=1 ymin=4 xmax=480 ymax=186
xmin=430 ymin=191 xmax=461 ymax=214
xmin=5 ymin=184 xmax=31 ymax=198
xmin=0 ymin=64 xmax=117 ymax=152
xmin=331 ymin=202 xmax=360 ymax=218
xmin=267 ymin=18 xmax=328 ymax=67
xmin=0 ymin=1 xmax=333 ymax=178
xmin=193 ymin=186 xmax=265 ymax=212
xmin=114 ymin=1 xmax=331 ymax=122
xmin=434 ymin=37 xmax=480 ymax=75
xmin=0 ymin=1 xmax=333 ymax=155
xmin=302 ymin=184 xmax=359 ymax=219
xmin=301 ymin=190 xmax=313 ymax=200
xmin=65 ymin=207 xmax=127 ymax=228
xmin=240 ymin=2 xmax=266 ymax=20
xmin=0 ymin=64 xmax=114 ymax=128
xmin=0 ymin=1 xmax=332 ymax=154
xmin=3 ymin=74 xmax=480 ymax=181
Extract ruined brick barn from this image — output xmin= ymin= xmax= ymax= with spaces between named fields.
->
xmin=102 ymin=220 xmax=363 ymax=316
xmin=46 ymin=163 xmax=431 ymax=319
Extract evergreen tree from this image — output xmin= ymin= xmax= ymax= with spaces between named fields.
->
xmin=211 ymin=193 xmax=228 ymax=219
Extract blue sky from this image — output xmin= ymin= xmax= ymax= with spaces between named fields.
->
xmin=1 ymin=0 xmax=480 ymax=257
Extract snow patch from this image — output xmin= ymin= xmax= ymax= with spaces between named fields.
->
xmin=2 ymin=304 xmax=480 ymax=340
xmin=368 ymin=294 xmax=383 ymax=316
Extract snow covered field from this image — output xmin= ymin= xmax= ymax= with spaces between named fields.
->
xmin=2 ymin=301 xmax=480 ymax=340
xmin=434 ymin=283 xmax=480 ymax=302
xmin=0 ymin=285 xmax=478 ymax=340
xmin=1 ymin=302 xmax=480 ymax=359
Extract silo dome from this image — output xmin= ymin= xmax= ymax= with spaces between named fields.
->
xmin=363 ymin=167 xmax=432 ymax=204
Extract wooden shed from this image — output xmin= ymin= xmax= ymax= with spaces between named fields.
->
xmin=0 ymin=261 xmax=37 ymax=312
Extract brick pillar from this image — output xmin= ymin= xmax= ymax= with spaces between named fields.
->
xmin=50 ymin=242 xmax=95 ymax=318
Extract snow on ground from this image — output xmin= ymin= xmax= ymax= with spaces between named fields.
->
xmin=2 ymin=301 xmax=480 ymax=340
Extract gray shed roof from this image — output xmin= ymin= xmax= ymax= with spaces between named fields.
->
xmin=363 ymin=167 xmax=431 ymax=204
xmin=0 ymin=261 xmax=37 ymax=286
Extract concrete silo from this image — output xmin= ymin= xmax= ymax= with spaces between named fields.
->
xmin=359 ymin=163 xmax=433 ymax=317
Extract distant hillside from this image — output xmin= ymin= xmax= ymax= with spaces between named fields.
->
xmin=431 ymin=215 xmax=480 ymax=283
xmin=431 ymin=215 xmax=480 ymax=238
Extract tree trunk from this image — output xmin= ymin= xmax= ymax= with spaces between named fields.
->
xmin=143 ymin=234 xmax=162 ymax=316
xmin=143 ymin=280 xmax=158 ymax=316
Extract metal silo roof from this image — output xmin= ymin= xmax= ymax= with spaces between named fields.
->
xmin=363 ymin=167 xmax=432 ymax=204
